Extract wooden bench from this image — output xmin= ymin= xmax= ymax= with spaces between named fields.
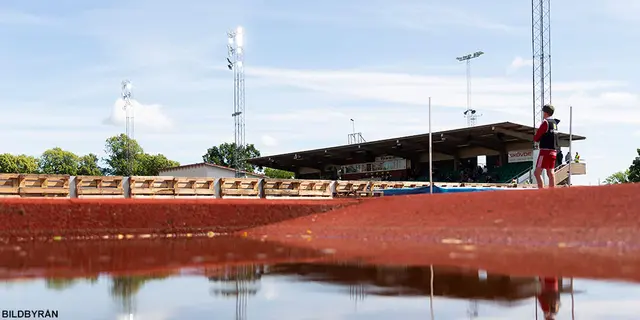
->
xmin=219 ymin=178 xmax=261 ymax=198
xmin=129 ymin=176 xmax=176 ymax=198
xmin=0 ymin=174 xmax=20 ymax=198
xmin=174 ymin=177 xmax=215 ymax=198
xmin=19 ymin=174 xmax=70 ymax=198
xmin=76 ymin=176 xmax=125 ymax=198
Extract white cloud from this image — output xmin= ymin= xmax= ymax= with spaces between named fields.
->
xmin=247 ymin=66 xmax=630 ymax=118
xmin=507 ymin=56 xmax=533 ymax=73
xmin=259 ymin=1 xmax=522 ymax=34
xmin=104 ymin=98 xmax=173 ymax=131
xmin=260 ymin=135 xmax=278 ymax=147
xmin=0 ymin=10 xmax=50 ymax=25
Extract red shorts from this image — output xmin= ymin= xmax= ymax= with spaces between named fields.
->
xmin=536 ymin=149 xmax=557 ymax=169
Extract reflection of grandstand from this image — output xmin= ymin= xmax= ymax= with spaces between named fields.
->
xmin=268 ymin=263 xmax=574 ymax=303
xmin=248 ymin=122 xmax=586 ymax=185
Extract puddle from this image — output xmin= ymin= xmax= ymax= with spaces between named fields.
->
xmin=0 ymin=238 xmax=638 ymax=319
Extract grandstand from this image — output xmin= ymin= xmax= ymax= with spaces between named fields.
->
xmin=248 ymin=122 xmax=586 ymax=185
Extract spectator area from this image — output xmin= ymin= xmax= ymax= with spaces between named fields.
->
xmin=247 ymin=121 xmax=585 ymax=183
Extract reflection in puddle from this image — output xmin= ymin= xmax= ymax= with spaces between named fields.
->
xmin=0 ymin=238 xmax=639 ymax=319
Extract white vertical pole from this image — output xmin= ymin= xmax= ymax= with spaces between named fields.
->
xmin=429 ymin=264 xmax=435 ymax=320
xmin=568 ymin=106 xmax=573 ymax=187
xmin=429 ymin=97 xmax=433 ymax=194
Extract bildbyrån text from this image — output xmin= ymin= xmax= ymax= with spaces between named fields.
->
xmin=1 ymin=310 xmax=58 ymax=318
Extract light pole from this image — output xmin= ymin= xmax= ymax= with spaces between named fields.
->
xmin=350 ymin=119 xmax=355 ymax=134
xmin=121 ymin=80 xmax=134 ymax=176
xmin=456 ymin=51 xmax=484 ymax=127
xmin=227 ymin=26 xmax=246 ymax=178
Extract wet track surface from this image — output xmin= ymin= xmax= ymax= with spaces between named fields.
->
xmin=1 ymin=236 xmax=640 ymax=319
xmin=1 ymin=184 xmax=640 ymax=318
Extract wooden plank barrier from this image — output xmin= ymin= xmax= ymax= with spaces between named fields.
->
xmin=219 ymin=178 xmax=261 ymax=198
xmin=335 ymin=180 xmax=373 ymax=198
xmin=372 ymin=181 xmax=430 ymax=190
xmin=298 ymin=180 xmax=333 ymax=198
xmin=18 ymin=174 xmax=70 ymax=198
xmin=263 ymin=179 xmax=301 ymax=198
xmin=173 ymin=177 xmax=215 ymax=198
xmin=129 ymin=176 xmax=176 ymax=198
xmin=0 ymin=174 xmax=20 ymax=198
xmin=75 ymin=176 xmax=125 ymax=198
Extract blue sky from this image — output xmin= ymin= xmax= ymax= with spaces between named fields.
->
xmin=2 ymin=0 xmax=639 ymax=184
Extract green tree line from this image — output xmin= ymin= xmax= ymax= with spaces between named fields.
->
xmin=0 ymin=134 xmax=179 ymax=176
xmin=0 ymin=137 xmax=295 ymax=178
xmin=604 ymin=148 xmax=640 ymax=184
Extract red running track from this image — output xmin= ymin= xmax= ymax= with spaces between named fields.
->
xmin=0 ymin=198 xmax=359 ymax=237
xmin=2 ymin=184 xmax=640 ymax=282
xmin=243 ymin=183 xmax=640 ymax=282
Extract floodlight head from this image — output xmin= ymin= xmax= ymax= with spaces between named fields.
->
xmin=235 ymin=26 xmax=244 ymax=47
xmin=121 ymin=80 xmax=132 ymax=100
xmin=121 ymin=80 xmax=132 ymax=91
xmin=473 ymin=51 xmax=485 ymax=58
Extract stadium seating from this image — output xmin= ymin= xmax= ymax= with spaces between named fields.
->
xmin=414 ymin=162 xmax=531 ymax=183
xmin=489 ymin=162 xmax=531 ymax=183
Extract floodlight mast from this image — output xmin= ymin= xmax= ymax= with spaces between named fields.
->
xmin=532 ymin=0 xmax=552 ymax=133
xmin=121 ymin=80 xmax=134 ymax=176
xmin=456 ymin=51 xmax=484 ymax=127
xmin=227 ymin=26 xmax=246 ymax=178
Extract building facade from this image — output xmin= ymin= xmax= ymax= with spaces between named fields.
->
xmin=158 ymin=163 xmax=264 ymax=179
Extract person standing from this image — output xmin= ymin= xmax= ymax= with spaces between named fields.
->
xmin=556 ymin=149 xmax=563 ymax=168
xmin=533 ymin=104 xmax=560 ymax=189
xmin=537 ymin=277 xmax=561 ymax=320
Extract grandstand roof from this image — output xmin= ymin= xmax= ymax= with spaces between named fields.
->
xmin=248 ymin=121 xmax=586 ymax=171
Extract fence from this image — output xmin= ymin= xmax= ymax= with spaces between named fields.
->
xmin=0 ymin=174 xmax=535 ymax=199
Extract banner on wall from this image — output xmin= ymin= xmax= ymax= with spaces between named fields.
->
xmin=508 ymin=150 xmax=533 ymax=163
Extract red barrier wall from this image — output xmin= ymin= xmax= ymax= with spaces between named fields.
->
xmin=0 ymin=198 xmax=359 ymax=237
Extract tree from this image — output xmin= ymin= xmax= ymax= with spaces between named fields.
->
xmin=0 ymin=153 xmax=38 ymax=173
xmin=45 ymin=278 xmax=78 ymax=291
xmin=628 ymin=148 xmax=640 ymax=183
xmin=103 ymin=134 xmax=144 ymax=176
xmin=16 ymin=155 xmax=39 ymax=173
xmin=103 ymin=135 xmax=180 ymax=176
xmin=38 ymin=147 xmax=81 ymax=175
xmin=78 ymin=153 xmax=103 ymax=176
xmin=203 ymin=143 xmax=261 ymax=172
xmin=604 ymin=170 xmax=630 ymax=184
xmin=0 ymin=154 xmax=18 ymax=173
xmin=264 ymin=168 xmax=294 ymax=179
xmin=136 ymin=153 xmax=180 ymax=176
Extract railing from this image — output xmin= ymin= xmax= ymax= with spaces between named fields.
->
xmin=0 ymin=174 xmax=536 ymax=199
xmin=513 ymin=168 xmax=534 ymax=185
xmin=554 ymin=161 xmax=587 ymax=185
